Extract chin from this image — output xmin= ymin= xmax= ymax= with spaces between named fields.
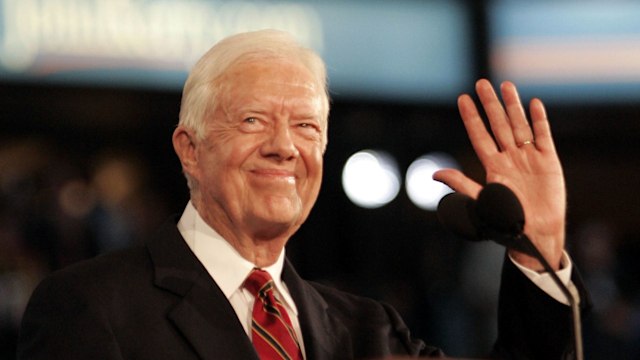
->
xmin=250 ymin=217 xmax=301 ymax=240
xmin=257 ymin=211 xmax=301 ymax=228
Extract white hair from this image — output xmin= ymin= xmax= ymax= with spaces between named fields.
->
xmin=178 ymin=29 xmax=329 ymax=141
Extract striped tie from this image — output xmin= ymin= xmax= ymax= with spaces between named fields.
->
xmin=244 ymin=269 xmax=303 ymax=360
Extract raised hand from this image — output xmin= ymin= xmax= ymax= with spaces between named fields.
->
xmin=434 ymin=79 xmax=566 ymax=270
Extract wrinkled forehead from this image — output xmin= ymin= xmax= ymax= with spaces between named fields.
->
xmin=220 ymin=59 xmax=326 ymax=115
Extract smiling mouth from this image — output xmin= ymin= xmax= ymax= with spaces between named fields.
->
xmin=251 ymin=169 xmax=296 ymax=183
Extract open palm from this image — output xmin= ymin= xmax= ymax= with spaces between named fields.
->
xmin=434 ymin=79 xmax=566 ymax=270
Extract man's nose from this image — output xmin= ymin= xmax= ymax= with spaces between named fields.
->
xmin=261 ymin=123 xmax=299 ymax=160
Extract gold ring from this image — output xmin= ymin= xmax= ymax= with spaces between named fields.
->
xmin=518 ymin=139 xmax=535 ymax=147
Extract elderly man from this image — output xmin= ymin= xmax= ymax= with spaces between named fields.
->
xmin=18 ymin=30 xmax=585 ymax=359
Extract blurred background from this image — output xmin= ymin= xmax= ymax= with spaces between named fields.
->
xmin=1 ymin=0 xmax=639 ymax=358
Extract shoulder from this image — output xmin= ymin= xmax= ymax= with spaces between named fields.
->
xmin=309 ymin=282 xmax=408 ymax=332
xmin=46 ymin=245 xmax=149 ymax=283
xmin=17 ymin=245 xmax=158 ymax=359
xmin=19 ymin=245 xmax=160 ymax=344
xmin=283 ymin=261 xmax=418 ymax=342
xmin=302 ymin=280 xmax=436 ymax=357
xmin=29 ymin=245 xmax=152 ymax=308
xmin=307 ymin=280 xmax=391 ymax=316
xmin=305 ymin=280 xmax=415 ymax=336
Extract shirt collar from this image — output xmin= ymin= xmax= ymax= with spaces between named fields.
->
xmin=176 ymin=201 xmax=297 ymax=314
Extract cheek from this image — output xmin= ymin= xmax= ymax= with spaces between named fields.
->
xmin=194 ymin=145 xmax=234 ymax=189
xmin=202 ymin=138 xmax=253 ymax=170
xmin=299 ymin=148 xmax=324 ymax=192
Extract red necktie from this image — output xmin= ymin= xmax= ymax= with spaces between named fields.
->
xmin=244 ymin=269 xmax=303 ymax=360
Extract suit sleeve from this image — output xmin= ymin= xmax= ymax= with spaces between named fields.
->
xmin=17 ymin=271 xmax=124 ymax=360
xmin=492 ymin=255 xmax=590 ymax=360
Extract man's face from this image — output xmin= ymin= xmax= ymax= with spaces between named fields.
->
xmin=190 ymin=59 xmax=326 ymax=240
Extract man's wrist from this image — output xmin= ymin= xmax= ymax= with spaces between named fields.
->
xmin=509 ymin=251 xmax=574 ymax=305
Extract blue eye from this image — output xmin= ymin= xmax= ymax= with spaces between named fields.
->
xmin=244 ymin=117 xmax=257 ymax=124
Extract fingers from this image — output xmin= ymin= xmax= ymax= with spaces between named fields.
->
xmin=500 ymin=81 xmax=535 ymax=148
xmin=457 ymin=94 xmax=499 ymax=161
xmin=475 ymin=79 xmax=516 ymax=151
xmin=433 ymin=168 xmax=483 ymax=199
xmin=461 ymin=79 xmax=544 ymax=154
xmin=529 ymin=98 xmax=555 ymax=153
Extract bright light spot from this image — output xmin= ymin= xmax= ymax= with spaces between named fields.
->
xmin=406 ymin=152 xmax=459 ymax=211
xmin=342 ymin=150 xmax=400 ymax=209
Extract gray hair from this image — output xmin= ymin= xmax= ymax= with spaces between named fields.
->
xmin=178 ymin=29 xmax=329 ymax=142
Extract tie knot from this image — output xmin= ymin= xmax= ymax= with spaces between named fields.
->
xmin=244 ymin=269 xmax=273 ymax=297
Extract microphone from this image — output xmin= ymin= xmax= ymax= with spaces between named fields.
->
xmin=437 ymin=183 xmax=583 ymax=360
xmin=437 ymin=183 xmax=533 ymax=256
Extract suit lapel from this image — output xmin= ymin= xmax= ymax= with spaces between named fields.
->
xmin=147 ymin=219 xmax=258 ymax=360
xmin=283 ymin=260 xmax=353 ymax=360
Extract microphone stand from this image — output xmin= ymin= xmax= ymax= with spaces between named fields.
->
xmin=512 ymin=234 xmax=583 ymax=360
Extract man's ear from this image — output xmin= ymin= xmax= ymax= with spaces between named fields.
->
xmin=172 ymin=126 xmax=198 ymax=174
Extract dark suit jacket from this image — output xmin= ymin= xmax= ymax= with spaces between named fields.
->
xmin=17 ymin=219 xmax=586 ymax=359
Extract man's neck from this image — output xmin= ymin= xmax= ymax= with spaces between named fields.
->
xmin=191 ymin=198 xmax=293 ymax=267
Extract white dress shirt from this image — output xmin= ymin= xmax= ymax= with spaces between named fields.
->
xmin=176 ymin=201 xmax=307 ymax=357
xmin=512 ymin=252 xmax=573 ymax=304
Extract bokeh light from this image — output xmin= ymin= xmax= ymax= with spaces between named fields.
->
xmin=342 ymin=150 xmax=401 ymax=209
xmin=406 ymin=152 xmax=459 ymax=211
